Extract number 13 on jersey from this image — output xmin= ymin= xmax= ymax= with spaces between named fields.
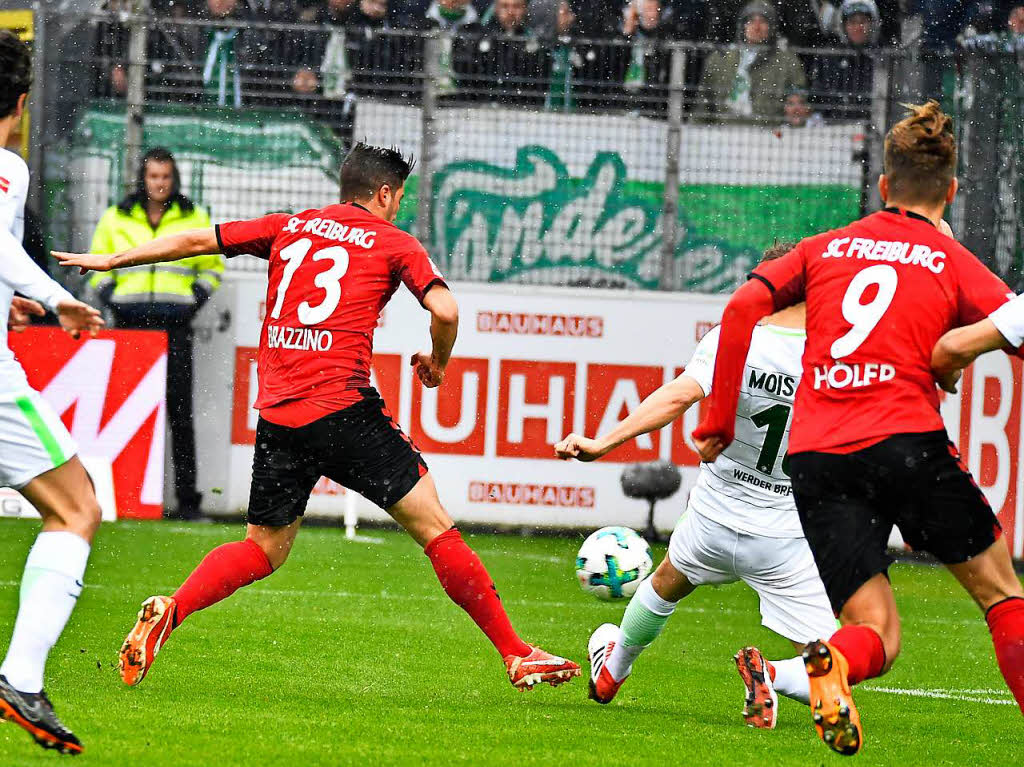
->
xmin=271 ymin=238 xmax=351 ymax=325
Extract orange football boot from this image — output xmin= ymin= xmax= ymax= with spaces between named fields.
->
xmin=504 ymin=645 xmax=581 ymax=690
xmin=803 ymin=640 xmax=863 ymax=756
xmin=735 ymin=646 xmax=778 ymax=729
xmin=119 ymin=595 xmax=177 ymax=686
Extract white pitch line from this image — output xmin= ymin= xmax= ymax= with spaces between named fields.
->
xmin=862 ymin=685 xmax=1015 ymax=706
xmin=474 ymin=548 xmax=564 ymax=564
xmin=0 ymin=580 xmax=761 ymax=617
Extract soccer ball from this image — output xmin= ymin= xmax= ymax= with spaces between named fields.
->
xmin=575 ymin=526 xmax=653 ymax=601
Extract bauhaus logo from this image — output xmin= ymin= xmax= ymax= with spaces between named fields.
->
xmin=232 ymin=351 xmax=705 ymax=468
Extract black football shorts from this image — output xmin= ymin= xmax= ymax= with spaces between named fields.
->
xmin=789 ymin=430 xmax=1001 ymax=614
xmin=247 ymin=389 xmax=428 ymax=527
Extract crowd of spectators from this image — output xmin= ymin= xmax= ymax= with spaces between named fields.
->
xmin=92 ymin=0 xmax=1024 ymax=125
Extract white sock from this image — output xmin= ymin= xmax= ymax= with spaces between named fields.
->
xmin=1 ymin=531 xmax=91 ymax=693
xmin=606 ymin=578 xmax=678 ymax=682
xmin=770 ymin=656 xmax=810 ymax=705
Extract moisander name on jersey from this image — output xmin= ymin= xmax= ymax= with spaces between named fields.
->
xmin=282 ymin=216 xmax=376 ymax=249
xmin=821 ymin=237 xmax=946 ymax=274
xmin=267 ymin=325 xmax=334 ymax=351
xmin=748 ymin=369 xmax=796 ymax=397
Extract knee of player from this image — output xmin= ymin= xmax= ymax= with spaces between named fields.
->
xmin=62 ymin=494 xmax=102 ymax=536
xmin=650 ymin=558 xmax=691 ymax=601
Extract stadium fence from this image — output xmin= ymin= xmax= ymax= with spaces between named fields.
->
xmin=24 ymin=6 xmax=1022 ymax=293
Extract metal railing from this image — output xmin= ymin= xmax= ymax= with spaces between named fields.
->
xmin=30 ymin=9 xmax=1021 ymax=292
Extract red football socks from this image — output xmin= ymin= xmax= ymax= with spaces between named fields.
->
xmin=829 ymin=624 xmax=886 ymax=686
xmin=425 ymin=528 xmax=532 ymax=659
xmin=172 ymin=539 xmax=274 ymax=626
xmin=986 ymin=596 xmax=1024 ymax=714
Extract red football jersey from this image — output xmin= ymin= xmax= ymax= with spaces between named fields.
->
xmin=216 ymin=203 xmax=446 ymax=427
xmin=752 ymin=208 xmax=1012 ymax=453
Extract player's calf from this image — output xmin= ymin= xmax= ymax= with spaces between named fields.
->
xmin=985 ymin=596 xmax=1024 ymax=713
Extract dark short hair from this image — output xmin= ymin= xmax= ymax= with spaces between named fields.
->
xmin=884 ymin=101 xmax=956 ymax=207
xmin=117 ymin=147 xmax=195 ymax=214
xmin=761 ymin=240 xmax=796 ymax=262
xmin=0 ymin=30 xmax=31 ymax=120
xmin=339 ymin=143 xmax=415 ymax=202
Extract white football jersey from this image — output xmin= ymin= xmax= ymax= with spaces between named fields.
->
xmin=990 ymin=292 xmax=1024 ymax=349
xmin=683 ymin=323 xmax=806 ymax=538
xmin=0 ymin=147 xmax=73 ymax=394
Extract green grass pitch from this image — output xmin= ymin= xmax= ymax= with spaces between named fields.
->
xmin=0 ymin=518 xmax=1018 ymax=766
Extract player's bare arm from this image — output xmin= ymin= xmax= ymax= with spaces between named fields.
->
xmin=7 ymin=296 xmax=44 ymax=332
xmin=555 ymin=374 xmax=705 ymax=462
xmin=411 ymin=285 xmax=458 ymax=389
xmin=54 ymin=227 xmax=220 ymax=274
xmin=931 ymin=319 xmax=1010 ymax=393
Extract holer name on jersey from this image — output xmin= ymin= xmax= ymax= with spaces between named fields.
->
xmin=267 ymin=325 xmax=334 ymax=351
xmin=748 ymin=369 xmax=797 ymax=397
xmin=821 ymin=237 xmax=945 ymax=274
xmin=283 ymin=216 xmax=376 ymax=248
xmin=813 ymin=361 xmax=895 ymax=390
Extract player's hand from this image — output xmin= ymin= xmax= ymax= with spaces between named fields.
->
xmin=8 ymin=296 xmax=45 ymax=333
xmin=933 ymin=366 xmax=962 ymax=394
xmin=554 ymin=433 xmax=607 ymax=462
xmin=693 ymin=433 xmax=726 ymax=462
xmin=53 ymin=251 xmax=116 ymax=274
xmin=410 ymin=352 xmax=444 ymax=388
xmin=938 ymin=218 xmax=954 ymax=239
xmin=56 ymin=298 xmax=104 ymax=339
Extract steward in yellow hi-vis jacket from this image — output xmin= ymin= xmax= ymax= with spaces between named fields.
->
xmin=89 ymin=148 xmax=223 ymax=520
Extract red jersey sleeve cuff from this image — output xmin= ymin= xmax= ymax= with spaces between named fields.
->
xmin=748 ymin=273 xmax=776 ymax=293
xmin=417 ymin=278 xmax=448 ymax=305
xmin=214 ymin=223 xmax=228 ymax=254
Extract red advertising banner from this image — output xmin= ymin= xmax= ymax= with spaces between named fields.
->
xmin=9 ymin=327 xmax=168 ymax=519
xmin=213 ymin=278 xmax=1022 ymax=557
xmin=947 ymin=357 xmax=1023 ymax=558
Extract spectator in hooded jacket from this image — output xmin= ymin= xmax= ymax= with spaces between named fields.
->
xmin=819 ymin=0 xmax=901 ymax=45
xmin=811 ymin=0 xmax=880 ymax=119
xmin=707 ymin=0 xmax=824 ymax=47
xmin=700 ymin=1 xmax=807 ymax=120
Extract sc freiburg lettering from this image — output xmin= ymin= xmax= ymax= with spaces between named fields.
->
xmin=286 ymin=216 xmax=377 ymax=248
